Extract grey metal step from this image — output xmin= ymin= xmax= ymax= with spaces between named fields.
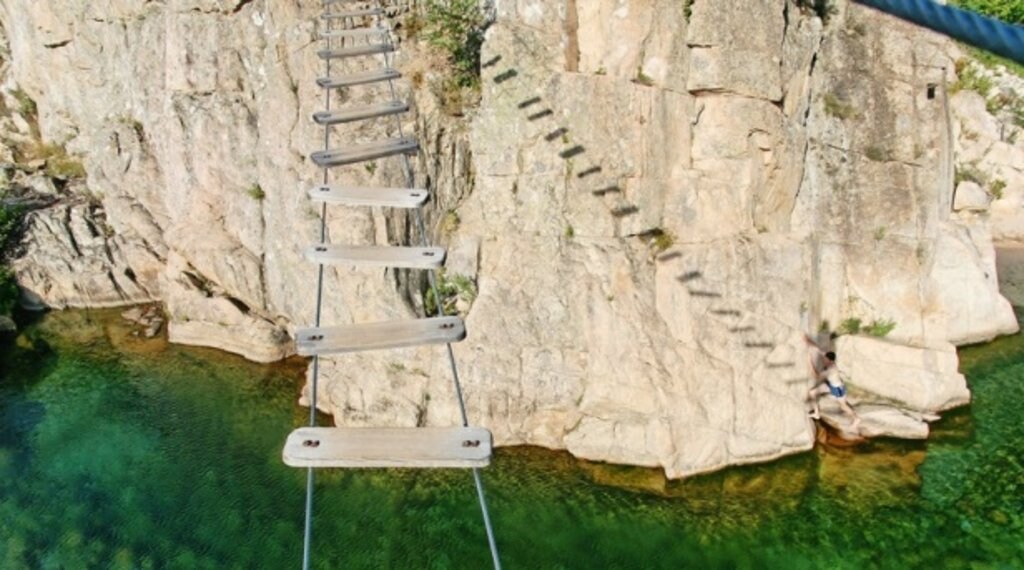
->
xmin=308 ymin=185 xmax=429 ymax=208
xmin=282 ymin=427 xmax=492 ymax=469
xmin=320 ymin=27 xmax=388 ymax=39
xmin=317 ymin=68 xmax=400 ymax=89
xmin=296 ymin=316 xmax=465 ymax=355
xmin=313 ymin=100 xmax=408 ymax=125
xmin=318 ymin=43 xmax=393 ymax=60
xmin=321 ymin=8 xmax=383 ymax=20
xmin=312 ymin=137 xmax=418 ymax=168
xmin=304 ymin=244 xmax=446 ymax=269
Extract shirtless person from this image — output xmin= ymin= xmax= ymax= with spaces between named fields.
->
xmin=804 ymin=334 xmax=861 ymax=432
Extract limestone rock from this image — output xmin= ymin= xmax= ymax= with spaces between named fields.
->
xmin=995 ymin=243 xmax=1024 ymax=306
xmin=953 ymin=181 xmax=990 ymax=212
xmin=12 ymin=202 xmax=163 ymax=309
xmin=819 ymin=402 xmax=931 ymax=440
xmin=163 ymin=253 xmax=291 ymax=363
xmin=950 ymin=67 xmax=1024 ymax=243
xmin=836 ymin=335 xmax=969 ymax=412
xmin=686 ymin=0 xmax=784 ymax=100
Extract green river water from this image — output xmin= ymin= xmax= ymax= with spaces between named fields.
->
xmin=0 ymin=309 xmax=1021 ymax=569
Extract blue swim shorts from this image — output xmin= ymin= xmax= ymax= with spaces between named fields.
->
xmin=828 ymin=383 xmax=846 ymax=399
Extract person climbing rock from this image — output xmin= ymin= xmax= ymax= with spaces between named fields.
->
xmin=804 ymin=334 xmax=862 ymax=432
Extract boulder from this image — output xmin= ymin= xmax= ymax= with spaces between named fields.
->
xmin=12 ymin=203 xmax=163 ymax=309
xmin=953 ymin=181 xmax=990 ymax=212
xmin=836 ymin=335 xmax=969 ymax=413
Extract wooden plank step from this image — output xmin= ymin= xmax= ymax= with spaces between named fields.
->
xmin=320 ymin=27 xmax=388 ymax=39
xmin=312 ymin=137 xmax=418 ymax=168
xmin=307 ymin=185 xmax=430 ymax=209
xmin=317 ymin=68 xmax=400 ymax=89
xmin=321 ymin=8 xmax=383 ymax=20
xmin=282 ymin=427 xmax=492 ymax=469
xmin=318 ymin=43 xmax=393 ymax=60
xmin=313 ymin=100 xmax=408 ymax=125
xmin=304 ymin=244 xmax=446 ymax=269
xmin=296 ymin=316 xmax=465 ymax=355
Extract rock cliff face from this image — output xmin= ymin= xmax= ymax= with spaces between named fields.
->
xmin=0 ymin=0 xmax=1018 ymax=478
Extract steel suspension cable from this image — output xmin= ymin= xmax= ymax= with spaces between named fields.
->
xmin=301 ymin=2 xmax=336 ymax=568
xmin=374 ymin=3 xmax=502 ymax=568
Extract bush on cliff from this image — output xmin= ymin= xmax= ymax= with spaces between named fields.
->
xmin=424 ymin=0 xmax=489 ymax=89
xmin=952 ymin=0 xmax=1024 ymax=25
xmin=0 ymin=204 xmax=25 ymax=318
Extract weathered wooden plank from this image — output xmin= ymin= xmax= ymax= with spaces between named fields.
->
xmin=317 ymin=68 xmax=400 ymax=89
xmin=283 ymin=427 xmax=492 ymax=468
xmin=311 ymin=137 xmax=418 ymax=168
xmin=313 ymin=100 xmax=408 ymax=125
xmin=303 ymin=244 xmax=445 ymax=269
xmin=317 ymin=43 xmax=393 ymax=60
xmin=296 ymin=316 xmax=465 ymax=355
xmin=319 ymin=27 xmax=388 ymax=39
xmin=307 ymin=185 xmax=429 ymax=208
xmin=321 ymin=8 xmax=383 ymax=20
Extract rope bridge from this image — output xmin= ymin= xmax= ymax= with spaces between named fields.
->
xmin=282 ymin=1 xmax=500 ymax=568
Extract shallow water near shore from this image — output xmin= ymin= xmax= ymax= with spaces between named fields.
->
xmin=0 ymin=309 xmax=1022 ymax=568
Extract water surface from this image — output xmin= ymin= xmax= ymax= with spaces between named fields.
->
xmin=0 ymin=309 xmax=1021 ymax=568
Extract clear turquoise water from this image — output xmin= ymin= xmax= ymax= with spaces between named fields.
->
xmin=0 ymin=309 xmax=1022 ymax=569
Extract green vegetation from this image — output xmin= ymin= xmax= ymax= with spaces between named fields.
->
xmin=402 ymin=11 xmax=426 ymax=40
xmin=952 ymin=58 xmax=1024 ymax=130
xmin=424 ymin=0 xmax=489 ymax=89
xmin=962 ymin=44 xmax=1024 ymax=79
xmin=839 ymin=317 xmax=862 ymax=336
xmin=990 ymin=178 xmax=1007 ymax=199
xmin=0 ymin=203 xmax=25 ymax=319
xmin=564 ymin=225 xmax=575 ymax=238
xmin=10 ymin=88 xmax=36 ymax=117
xmin=421 ymin=0 xmax=490 ymax=115
xmin=14 ymin=141 xmax=86 ymax=180
xmin=364 ymin=161 xmax=378 ymax=175
xmin=873 ymin=226 xmax=887 ymax=241
xmin=651 ymin=229 xmax=675 ymax=253
xmin=950 ymin=0 xmax=1024 ymax=25
xmin=864 ymin=145 xmax=891 ymax=162
xmin=795 ymin=0 xmax=837 ymax=22
xmin=682 ymin=0 xmax=692 ymax=21
xmin=634 ymin=66 xmax=655 ymax=87
xmin=245 ymin=184 xmax=266 ymax=201
xmin=951 ymin=61 xmax=995 ymax=96
xmin=955 ymin=163 xmax=987 ymax=186
xmin=0 ymin=203 xmax=24 ymax=256
xmin=0 ymin=268 xmax=21 ymax=316
xmin=839 ymin=316 xmax=896 ymax=337
xmin=985 ymin=92 xmax=1024 ymax=128
xmin=441 ymin=210 xmax=460 ymax=236
xmin=823 ymin=93 xmax=857 ymax=120
xmin=424 ymin=271 xmax=477 ymax=316
xmin=47 ymin=155 xmax=86 ymax=180
xmin=864 ymin=318 xmax=896 ymax=337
